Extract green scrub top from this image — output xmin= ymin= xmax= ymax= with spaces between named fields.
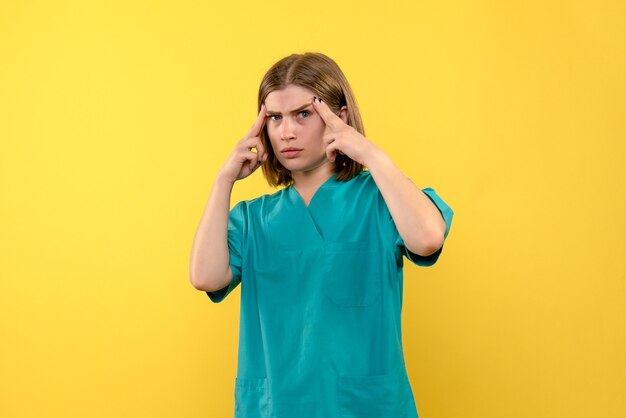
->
xmin=208 ymin=170 xmax=454 ymax=418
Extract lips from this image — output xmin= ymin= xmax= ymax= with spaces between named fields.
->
xmin=281 ymin=148 xmax=303 ymax=158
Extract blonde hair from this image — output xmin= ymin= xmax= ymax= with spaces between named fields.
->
xmin=257 ymin=52 xmax=365 ymax=187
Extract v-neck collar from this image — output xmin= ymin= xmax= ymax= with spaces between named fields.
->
xmin=284 ymin=174 xmax=338 ymax=242
xmin=289 ymin=173 xmax=339 ymax=209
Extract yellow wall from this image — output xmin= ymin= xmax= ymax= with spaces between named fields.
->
xmin=1 ymin=1 xmax=624 ymax=417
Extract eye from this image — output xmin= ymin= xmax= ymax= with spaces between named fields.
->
xmin=298 ymin=111 xmax=310 ymax=118
xmin=268 ymin=115 xmax=281 ymax=121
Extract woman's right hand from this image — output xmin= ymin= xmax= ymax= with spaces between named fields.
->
xmin=218 ymin=104 xmax=268 ymax=183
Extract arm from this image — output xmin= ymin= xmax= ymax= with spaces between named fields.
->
xmin=364 ymin=149 xmax=446 ymax=257
xmin=311 ymin=97 xmax=445 ymax=257
xmin=189 ymin=105 xmax=267 ymax=291
xmin=189 ymin=176 xmax=236 ymax=292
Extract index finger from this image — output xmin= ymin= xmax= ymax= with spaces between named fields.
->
xmin=248 ymin=103 xmax=267 ymax=137
xmin=312 ymin=97 xmax=343 ymax=129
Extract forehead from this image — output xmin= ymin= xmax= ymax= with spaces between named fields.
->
xmin=264 ymin=85 xmax=315 ymax=110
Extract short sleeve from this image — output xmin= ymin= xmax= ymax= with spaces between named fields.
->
xmin=206 ymin=201 xmax=246 ymax=303
xmin=396 ymin=187 xmax=454 ymax=267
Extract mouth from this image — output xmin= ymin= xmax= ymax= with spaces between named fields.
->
xmin=281 ymin=148 xmax=303 ymax=158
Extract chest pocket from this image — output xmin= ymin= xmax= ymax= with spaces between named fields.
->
xmin=323 ymin=241 xmax=383 ymax=307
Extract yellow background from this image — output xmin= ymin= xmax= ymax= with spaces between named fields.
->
xmin=1 ymin=0 xmax=624 ymax=417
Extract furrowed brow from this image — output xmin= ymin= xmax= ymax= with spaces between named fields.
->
xmin=266 ymin=103 xmax=313 ymax=115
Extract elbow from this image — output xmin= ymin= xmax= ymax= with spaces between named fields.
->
xmin=189 ymin=270 xmax=231 ymax=292
xmin=189 ymin=274 xmax=211 ymax=291
xmin=406 ymin=231 xmax=444 ymax=257
xmin=428 ymin=231 xmax=445 ymax=255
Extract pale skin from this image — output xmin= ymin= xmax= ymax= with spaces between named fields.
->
xmin=189 ymin=84 xmax=446 ymax=292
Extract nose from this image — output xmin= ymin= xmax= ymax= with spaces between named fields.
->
xmin=280 ymin=117 xmax=296 ymax=141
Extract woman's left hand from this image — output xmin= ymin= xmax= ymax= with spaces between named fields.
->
xmin=311 ymin=97 xmax=379 ymax=167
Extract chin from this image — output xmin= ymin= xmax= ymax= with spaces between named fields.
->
xmin=277 ymin=155 xmax=330 ymax=174
xmin=281 ymin=162 xmax=307 ymax=172
xmin=277 ymin=157 xmax=303 ymax=168
xmin=276 ymin=158 xmax=295 ymax=169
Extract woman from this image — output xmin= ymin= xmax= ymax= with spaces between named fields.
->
xmin=190 ymin=52 xmax=454 ymax=418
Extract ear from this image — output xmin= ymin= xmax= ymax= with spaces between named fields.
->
xmin=339 ymin=105 xmax=348 ymax=124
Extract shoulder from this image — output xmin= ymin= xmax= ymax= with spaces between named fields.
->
xmin=330 ymin=170 xmax=385 ymax=215
xmin=356 ymin=170 xmax=376 ymax=188
xmin=341 ymin=169 xmax=382 ymax=199
xmin=348 ymin=169 xmax=373 ymax=183
xmin=230 ymin=187 xmax=289 ymax=216
xmin=337 ymin=169 xmax=378 ymax=191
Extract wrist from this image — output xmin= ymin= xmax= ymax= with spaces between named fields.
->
xmin=215 ymin=169 xmax=237 ymax=189
xmin=362 ymin=144 xmax=391 ymax=170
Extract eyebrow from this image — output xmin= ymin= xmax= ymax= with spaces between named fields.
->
xmin=265 ymin=102 xmax=313 ymax=115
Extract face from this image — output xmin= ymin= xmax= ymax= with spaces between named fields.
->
xmin=264 ymin=84 xmax=331 ymax=176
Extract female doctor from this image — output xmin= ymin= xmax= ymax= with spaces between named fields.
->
xmin=189 ymin=52 xmax=453 ymax=418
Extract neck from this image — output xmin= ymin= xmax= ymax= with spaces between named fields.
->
xmin=291 ymin=161 xmax=334 ymax=194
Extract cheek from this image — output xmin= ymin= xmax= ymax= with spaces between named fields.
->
xmin=306 ymin=120 xmax=326 ymax=142
xmin=265 ymin=128 xmax=280 ymax=148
